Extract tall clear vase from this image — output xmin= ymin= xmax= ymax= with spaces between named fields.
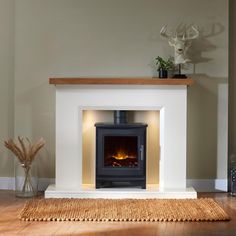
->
xmin=15 ymin=160 xmax=38 ymax=197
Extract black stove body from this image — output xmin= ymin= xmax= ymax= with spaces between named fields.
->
xmin=95 ymin=111 xmax=147 ymax=189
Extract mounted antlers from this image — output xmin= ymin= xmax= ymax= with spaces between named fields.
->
xmin=160 ymin=25 xmax=199 ymax=40
xmin=182 ymin=26 xmax=199 ymax=40
xmin=160 ymin=25 xmax=199 ymax=65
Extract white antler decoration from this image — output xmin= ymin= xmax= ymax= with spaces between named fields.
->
xmin=160 ymin=25 xmax=199 ymax=65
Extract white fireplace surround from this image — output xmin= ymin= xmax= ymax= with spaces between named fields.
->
xmin=45 ymin=83 xmax=197 ymax=198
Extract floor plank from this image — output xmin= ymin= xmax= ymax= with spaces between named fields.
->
xmin=0 ymin=191 xmax=235 ymax=236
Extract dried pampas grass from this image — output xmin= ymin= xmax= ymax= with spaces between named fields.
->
xmin=4 ymin=136 xmax=45 ymax=164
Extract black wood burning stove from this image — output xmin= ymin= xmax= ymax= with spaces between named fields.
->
xmin=95 ymin=111 xmax=147 ymax=189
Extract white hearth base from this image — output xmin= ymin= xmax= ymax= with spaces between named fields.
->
xmin=45 ymin=184 xmax=197 ymax=199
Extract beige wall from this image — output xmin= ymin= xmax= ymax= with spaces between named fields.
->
xmin=0 ymin=0 xmax=230 ymax=181
xmin=229 ymin=0 xmax=236 ymax=171
xmin=0 ymin=0 xmax=14 ymax=177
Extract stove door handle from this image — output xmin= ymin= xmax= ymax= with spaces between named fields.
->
xmin=140 ymin=145 xmax=144 ymax=161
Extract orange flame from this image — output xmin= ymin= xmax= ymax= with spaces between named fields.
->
xmin=111 ymin=151 xmax=136 ymax=160
xmin=112 ymin=150 xmax=129 ymax=160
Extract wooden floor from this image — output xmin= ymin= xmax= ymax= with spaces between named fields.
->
xmin=0 ymin=191 xmax=236 ymax=236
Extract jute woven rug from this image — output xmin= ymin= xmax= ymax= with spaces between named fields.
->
xmin=19 ymin=198 xmax=229 ymax=222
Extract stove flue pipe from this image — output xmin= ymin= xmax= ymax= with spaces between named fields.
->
xmin=114 ymin=110 xmax=127 ymax=124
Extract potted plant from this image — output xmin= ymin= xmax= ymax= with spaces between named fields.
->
xmin=155 ymin=56 xmax=174 ymax=78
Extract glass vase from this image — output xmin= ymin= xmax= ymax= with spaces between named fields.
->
xmin=15 ymin=160 xmax=38 ymax=197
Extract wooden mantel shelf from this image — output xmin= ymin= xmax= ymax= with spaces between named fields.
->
xmin=49 ymin=77 xmax=194 ymax=86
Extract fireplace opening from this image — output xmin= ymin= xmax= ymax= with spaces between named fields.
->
xmin=104 ymin=136 xmax=138 ymax=167
xmin=95 ymin=110 xmax=147 ymax=189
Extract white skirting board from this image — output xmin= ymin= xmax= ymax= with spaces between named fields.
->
xmin=0 ymin=177 xmax=15 ymax=190
xmin=0 ymin=177 xmax=55 ymax=191
xmin=0 ymin=177 xmax=227 ymax=192
xmin=187 ymin=179 xmax=228 ymax=192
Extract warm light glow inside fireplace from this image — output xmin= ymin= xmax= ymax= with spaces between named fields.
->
xmin=82 ymin=110 xmax=160 ymax=186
